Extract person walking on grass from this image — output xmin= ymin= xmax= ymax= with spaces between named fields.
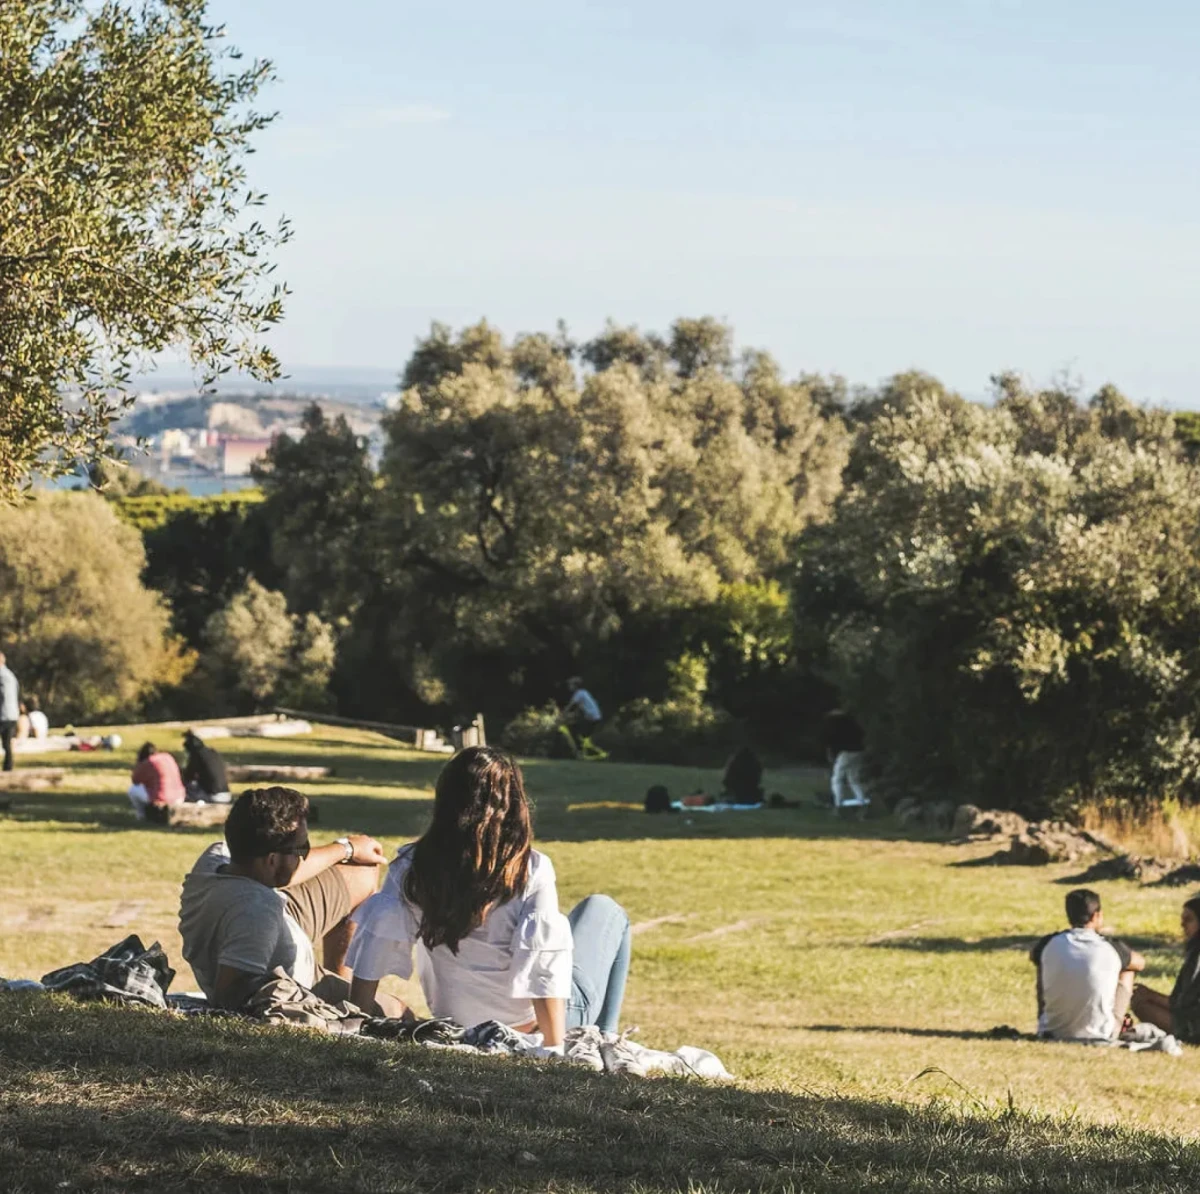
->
xmin=0 ymin=652 xmax=19 ymax=772
xmin=347 ymin=746 xmax=635 ymax=1068
xmin=178 ymin=786 xmax=388 ymax=1010
xmin=1130 ymin=896 xmax=1200 ymax=1043
xmin=1030 ymin=888 xmax=1144 ymax=1042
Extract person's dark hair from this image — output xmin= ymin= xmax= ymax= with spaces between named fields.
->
xmin=404 ymin=746 xmax=533 ymax=953
xmin=645 ymin=784 xmax=671 ymax=814
xmin=183 ymin=730 xmax=200 ymax=751
xmin=1065 ymin=888 xmax=1102 ymax=928
xmin=723 ymin=747 xmax=764 ymax=804
xmin=1183 ymin=897 xmax=1200 ymax=947
xmin=137 ymin=742 xmax=156 ymax=763
xmin=27 ymin=694 xmax=39 ymax=712
xmin=224 ymin=787 xmax=308 ymax=863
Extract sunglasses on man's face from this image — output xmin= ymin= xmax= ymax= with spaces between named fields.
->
xmin=274 ymin=840 xmax=311 ymax=861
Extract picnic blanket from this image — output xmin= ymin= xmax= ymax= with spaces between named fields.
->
xmin=6 ymin=938 xmax=732 ymax=1079
xmin=39 ymin=935 xmax=175 ymax=1009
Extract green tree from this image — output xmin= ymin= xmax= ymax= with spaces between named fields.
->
xmin=201 ymin=578 xmax=335 ymax=711
xmin=796 ymin=374 xmax=1200 ymax=814
xmin=0 ymin=0 xmax=288 ymax=500
xmin=377 ymin=318 xmax=848 ymax=721
xmin=251 ymin=404 xmax=378 ymax=623
xmin=0 ymin=491 xmax=187 ymax=719
xmin=130 ymin=492 xmax=275 ymax=646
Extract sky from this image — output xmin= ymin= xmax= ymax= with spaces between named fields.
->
xmin=202 ymin=0 xmax=1200 ymax=404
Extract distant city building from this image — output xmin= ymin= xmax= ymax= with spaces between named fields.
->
xmin=221 ymin=437 xmax=273 ymax=477
xmin=160 ymin=428 xmax=195 ymax=459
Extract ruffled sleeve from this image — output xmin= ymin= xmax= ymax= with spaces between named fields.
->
xmin=509 ymin=852 xmax=573 ymax=1000
xmin=346 ymin=846 xmax=419 ymax=982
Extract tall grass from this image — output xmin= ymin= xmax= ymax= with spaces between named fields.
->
xmin=1078 ymin=796 xmax=1200 ymax=859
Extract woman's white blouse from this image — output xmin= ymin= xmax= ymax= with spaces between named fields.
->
xmin=346 ymin=845 xmax=573 ymax=1029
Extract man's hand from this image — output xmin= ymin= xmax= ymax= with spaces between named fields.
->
xmin=345 ymin=834 xmax=387 ymax=866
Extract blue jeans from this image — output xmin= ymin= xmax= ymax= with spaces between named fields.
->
xmin=566 ymin=895 xmax=631 ymax=1033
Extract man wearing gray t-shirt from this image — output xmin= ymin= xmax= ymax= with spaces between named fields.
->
xmin=179 ymin=786 xmax=386 ymax=1009
xmin=1030 ymin=888 xmax=1145 ymax=1042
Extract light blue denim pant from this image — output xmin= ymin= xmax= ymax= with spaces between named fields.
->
xmin=566 ymin=894 xmax=631 ymax=1033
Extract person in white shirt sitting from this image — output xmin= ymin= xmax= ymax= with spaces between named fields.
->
xmin=26 ymin=695 xmax=49 ymax=740
xmin=1029 ymin=888 xmax=1145 ymax=1042
xmin=348 ymin=746 xmax=632 ymax=1050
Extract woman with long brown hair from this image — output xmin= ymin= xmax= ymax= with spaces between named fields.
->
xmin=348 ymin=746 xmax=631 ymax=1050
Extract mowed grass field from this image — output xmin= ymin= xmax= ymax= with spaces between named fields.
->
xmin=5 ymin=724 xmax=1200 ymax=1192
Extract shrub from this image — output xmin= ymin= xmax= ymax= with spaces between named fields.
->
xmin=501 ymin=703 xmax=578 ymax=759
xmin=593 ymin=696 xmax=740 ymax=766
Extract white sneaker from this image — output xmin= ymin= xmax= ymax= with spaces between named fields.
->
xmin=601 ymin=1030 xmax=648 ymax=1077
xmin=563 ymin=1025 xmax=604 ymax=1072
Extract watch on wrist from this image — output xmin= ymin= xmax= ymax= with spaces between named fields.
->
xmin=335 ymin=836 xmax=354 ymax=864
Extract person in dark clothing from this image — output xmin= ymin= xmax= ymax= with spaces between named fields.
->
xmin=1131 ymin=896 xmax=1200 ymax=1042
xmin=722 ymin=747 xmax=764 ymax=805
xmin=183 ymin=730 xmax=231 ymax=803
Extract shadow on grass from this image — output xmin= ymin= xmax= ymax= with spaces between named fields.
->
xmin=869 ymin=934 xmax=1181 ymax=954
xmin=869 ymin=935 xmax=1037 ymax=953
xmin=3 ymin=996 xmax=1200 ymax=1193
xmin=805 ymin=1023 xmax=1031 ymax=1041
xmin=2 ymin=786 xmax=902 ymax=846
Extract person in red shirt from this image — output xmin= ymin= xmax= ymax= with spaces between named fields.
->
xmin=128 ymin=742 xmax=186 ymax=819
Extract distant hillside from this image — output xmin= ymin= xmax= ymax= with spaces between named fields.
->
xmin=120 ymin=393 xmax=382 ymax=439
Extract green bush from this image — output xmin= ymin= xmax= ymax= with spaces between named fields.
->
xmin=501 ymin=703 xmax=579 ymax=759
xmin=593 ymin=696 xmax=740 ymax=766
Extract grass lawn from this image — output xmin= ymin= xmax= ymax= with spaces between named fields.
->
xmin=4 ymin=724 xmax=1200 ymax=1191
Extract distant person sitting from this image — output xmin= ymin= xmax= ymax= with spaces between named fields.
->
xmin=722 ymin=747 xmax=765 ymax=805
xmin=178 ymin=786 xmax=386 ymax=1010
xmin=564 ymin=678 xmax=602 ymax=738
xmin=14 ymin=702 xmax=30 ymax=741
xmin=0 ymin=651 xmax=19 ymax=772
xmin=1130 ymin=896 xmax=1200 ymax=1043
xmin=128 ymin=742 xmax=187 ymax=819
xmin=183 ymin=730 xmax=232 ymax=804
xmin=1030 ymin=888 xmax=1144 ymax=1042
xmin=26 ymin=696 xmax=48 ymax=740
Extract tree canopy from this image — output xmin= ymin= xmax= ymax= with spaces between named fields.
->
xmin=796 ymin=373 xmax=1200 ymax=814
xmin=377 ymin=318 xmax=848 ymax=718
xmin=0 ymin=0 xmax=287 ymax=500
xmin=0 ymin=491 xmax=186 ymax=719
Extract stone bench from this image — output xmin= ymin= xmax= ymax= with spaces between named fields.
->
xmin=145 ymin=802 xmax=230 ymax=829
xmin=0 ymin=768 xmax=65 ymax=791
xmin=226 ymin=765 xmax=332 ymax=783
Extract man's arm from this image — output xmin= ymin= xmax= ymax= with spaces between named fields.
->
xmin=1114 ymin=940 xmax=1145 ymax=973
xmin=213 ymin=963 xmax=268 ymax=1010
xmin=284 ymin=833 xmax=387 ymax=888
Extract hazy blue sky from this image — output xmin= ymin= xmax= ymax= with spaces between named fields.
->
xmin=204 ymin=0 xmax=1200 ymax=403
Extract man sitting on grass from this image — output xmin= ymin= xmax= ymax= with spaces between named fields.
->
xmin=1030 ymin=888 xmax=1144 ymax=1042
xmin=178 ymin=786 xmax=387 ymax=1010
